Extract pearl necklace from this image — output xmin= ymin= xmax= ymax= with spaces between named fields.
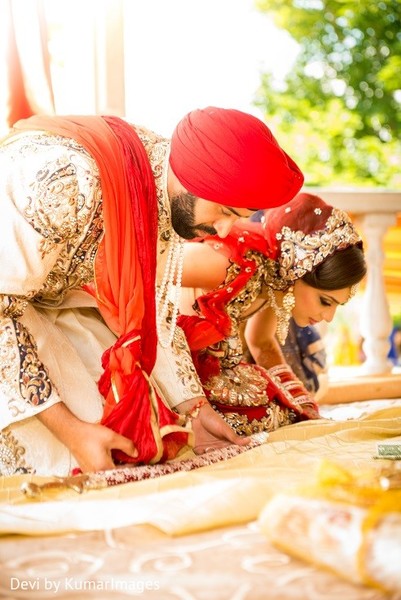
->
xmin=156 ymin=232 xmax=184 ymax=348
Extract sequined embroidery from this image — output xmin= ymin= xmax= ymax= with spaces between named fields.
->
xmin=0 ymin=429 xmax=32 ymax=476
xmin=0 ymin=318 xmax=57 ymax=419
xmin=213 ymin=403 xmax=297 ymax=437
xmin=204 ymin=363 xmax=272 ymax=406
xmin=267 ymin=207 xmax=362 ymax=287
xmin=14 ymin=320 xmax=54 ymax=408
xmin=10 ymin=133 xmax=104 ymax=305
xmin=172 ymin=327 xmax=204 ymax=399
xmin=7 ymin=129 xmax=171 ymax=306
xmin=0 ymin=294 xmax=28 ymax=319
xmin=202 ymin=250 xmax=267 ymax=370
xmin=134 ymin=126 xmax=171 ymax=251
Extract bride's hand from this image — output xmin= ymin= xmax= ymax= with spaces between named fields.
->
xmin=178 ymin=397 xmax=251 ymax=454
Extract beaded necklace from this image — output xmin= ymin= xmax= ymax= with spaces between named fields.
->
xmin=155 ymin=147 xmax=185 ymax=349
xmin=156 ymin=231 xmax=184 ymax=348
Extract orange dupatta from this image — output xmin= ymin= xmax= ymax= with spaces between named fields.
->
xmin=13 ymin=115 xmax=192 ymax=464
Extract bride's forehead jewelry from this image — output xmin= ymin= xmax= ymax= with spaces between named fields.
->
xmin=269 ymin=208 xmax=362 ymax=286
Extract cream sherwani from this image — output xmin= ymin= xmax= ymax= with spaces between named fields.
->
xmin=0 ymin=126 xmax=203 ymax=477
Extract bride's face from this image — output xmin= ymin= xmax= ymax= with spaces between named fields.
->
xmin=292 ymin=279 xmax=350 ymax=327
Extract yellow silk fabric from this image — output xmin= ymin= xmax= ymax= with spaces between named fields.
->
xmin=1 ymin=406 xmax=400 ymax=536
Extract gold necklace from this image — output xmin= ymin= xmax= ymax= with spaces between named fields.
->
xmin=266 ymin=286 xmax=295 ymax=345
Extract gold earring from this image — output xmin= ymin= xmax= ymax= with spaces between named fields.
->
xmin=348 ymin=283 xmax=359 ymax=301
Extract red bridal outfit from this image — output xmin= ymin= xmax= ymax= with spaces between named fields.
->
xmin=179 ymin=193 xmax=363 ymax=436
xmin=178 ymin=225 xmax=319 ymax=436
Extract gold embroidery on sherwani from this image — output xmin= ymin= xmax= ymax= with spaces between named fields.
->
xmin=0 ymin=294 xmax=28 ymax=319
xmin=36 ymin=199 xmax=103 ymax=304
xmin=1 ymin=126 xmax=203 ymax=422
xmin=0 ymin=321 xmax=20 ymax=409
xmin=15 ymin=321 xmax=54 ymax=406
xmin=172 ymin=327 xmax=205 ymax=398
xmin=14 ymin=133 xmax=104 ymax=305
xmin=0 ymin=319 xmax=54 ymax=417
xmin=134 ymin=125 xmax=172 ymax=249
xmin=11 ymin=321 xmax=53 ymax=415
xmin=0 ymin=428 xmax=32 ymax=475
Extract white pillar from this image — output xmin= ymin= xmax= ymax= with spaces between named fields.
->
xmin=305 ymin=188 xmax=401 ymax=377
xmin=359 ymin=213 xmax=396 ymax=374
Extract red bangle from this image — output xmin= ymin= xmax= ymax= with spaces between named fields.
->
xmin=186 ymin=398 xmax=208 ymax=420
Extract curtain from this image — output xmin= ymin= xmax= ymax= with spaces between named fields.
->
xmin=0 ymin=0 xmax=55 ymax=136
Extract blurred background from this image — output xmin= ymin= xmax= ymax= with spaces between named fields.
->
xmin=1 ymin=0 xmax=400 ymax=371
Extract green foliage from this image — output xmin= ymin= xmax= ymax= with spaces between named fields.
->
xmin=254 ymin=0 xmax=401 ymax=188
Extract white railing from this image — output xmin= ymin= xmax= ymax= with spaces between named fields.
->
xmin=307 ymin=188 xmax=401 ymax=375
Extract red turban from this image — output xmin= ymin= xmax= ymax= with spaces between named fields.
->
xmin=169 ymin=106 xmax=304 ymax=209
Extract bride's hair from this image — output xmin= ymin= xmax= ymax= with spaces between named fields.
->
xmin=302 ymin=243 xmax=366 ymax=290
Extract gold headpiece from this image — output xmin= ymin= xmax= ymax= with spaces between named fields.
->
xmin=262 ymin=203 xmax=362 ymax=345
xmin=266 ymin=207 xmax=362 ymax=289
